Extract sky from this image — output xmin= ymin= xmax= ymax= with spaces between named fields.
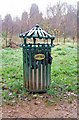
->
xmin=0 ymin=0 xmax=78 ymax=19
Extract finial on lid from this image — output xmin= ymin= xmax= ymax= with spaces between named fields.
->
xmin=35 ymin=24 xmax=40 ymax=27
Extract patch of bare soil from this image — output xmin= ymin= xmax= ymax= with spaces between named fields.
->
xmin=1 ymin=94 xmax=77 ymax=118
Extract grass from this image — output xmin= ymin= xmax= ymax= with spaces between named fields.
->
xmin=48 ymin=43 xmax=77 ymax=99
xmin=1 ymin=42 xmax=77 ymax=102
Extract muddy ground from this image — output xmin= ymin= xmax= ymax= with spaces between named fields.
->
xmin=1 ymin=94 xmax=78 ymax=118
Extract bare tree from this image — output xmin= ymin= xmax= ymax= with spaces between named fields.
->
xmin=77 ymin=1 xmax=79 ymax=43
xmin=21 ymin=11 xmax=28 ymax=32
xmin=1 ymin=2 xmax=77 ymax=46
xmin=29 ymin=3 xmax=43 ymax=28
xmin=13 ymin=17 xmax=21 ymax=35
xmin=2 ymin=14 xmax=13 ymax=47
xmin=47 ymin=1 xmax=77 ymax=43
xmin=0 ymin=15 xmax=2 ymax=35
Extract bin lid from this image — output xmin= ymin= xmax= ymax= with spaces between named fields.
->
xmin=19 ymin=24 xmax=55 ymax=40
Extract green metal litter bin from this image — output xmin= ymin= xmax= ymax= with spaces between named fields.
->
xmin=19 ymin=24 xmax=55 ymax=92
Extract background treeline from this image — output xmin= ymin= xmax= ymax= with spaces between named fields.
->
xmin=0 ymin=1 xmax=77 ymax=47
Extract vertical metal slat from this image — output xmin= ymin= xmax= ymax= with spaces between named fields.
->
xmin=41 ymin=64 xmax=43 ymax=90
xmin=29 ymin=47 xmax=32 ymax=90
xmin=36 ymin=68 xmax=39 ymax=90
xmin=23 ymin=48 xmax=26 ymax=88
xmin=42 ymin=46 xmax=46 ymax=90
xmin=34 ymin=47 xmax=36 ymax=90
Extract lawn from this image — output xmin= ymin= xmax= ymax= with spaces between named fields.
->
xmin=1 ymin=43 xmax=77 ymax=102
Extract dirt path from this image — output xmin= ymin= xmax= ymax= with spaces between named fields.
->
xmin=2 ymin=94 xmax=77 ymax=118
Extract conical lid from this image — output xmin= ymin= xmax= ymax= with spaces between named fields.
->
xmin=19 ymin=24 xmax=55 ymax=40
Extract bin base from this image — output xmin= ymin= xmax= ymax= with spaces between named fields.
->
xmin=26 ymin=89 xmax=47 ymax=93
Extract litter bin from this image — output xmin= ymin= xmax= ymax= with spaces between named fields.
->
xmin=19 ymin=24 xmax=55 ymax=92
